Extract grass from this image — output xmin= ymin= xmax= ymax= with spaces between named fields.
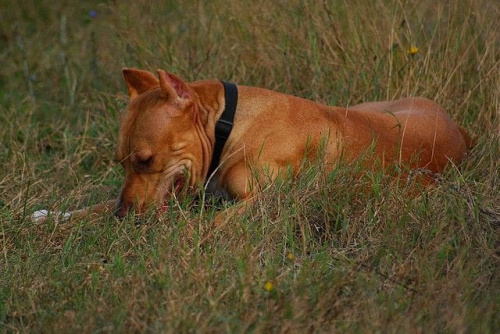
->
xmin=1 ymin=0 xmax=499 ymax=332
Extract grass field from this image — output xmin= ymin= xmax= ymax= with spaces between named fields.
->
xmin=1 ymin=0 xmax=499 ymax=332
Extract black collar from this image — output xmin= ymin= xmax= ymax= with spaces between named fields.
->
xmin=207 ymin=81 xmax=238 ymax=178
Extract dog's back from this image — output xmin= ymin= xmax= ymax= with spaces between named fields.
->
xmin=342 ymin=97 xmax=471 ymax=172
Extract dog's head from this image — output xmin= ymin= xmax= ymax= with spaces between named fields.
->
xmin=115 ymin=68 xmax=209 ymax=218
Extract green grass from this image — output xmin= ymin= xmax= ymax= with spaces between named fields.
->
xmin=1 ymin=0 xmax=499 ymax=332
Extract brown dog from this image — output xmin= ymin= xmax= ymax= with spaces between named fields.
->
xmin=32 ymin=68 xmax=473 ymax=222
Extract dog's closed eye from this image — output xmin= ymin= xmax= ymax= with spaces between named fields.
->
xmin=138 ymin=156 xmax=153 ymax=166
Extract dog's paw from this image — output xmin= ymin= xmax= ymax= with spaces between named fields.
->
xmin=31 ymin=210 xmax=71 ymax=223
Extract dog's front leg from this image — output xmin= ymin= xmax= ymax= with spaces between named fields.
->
xmin=32 ymin=199 xmax=117 ymax=224
xmin=213 ymin=197 xmax=256 ymax=227
xmin=212 ymin=161 xmax=276 ymax=227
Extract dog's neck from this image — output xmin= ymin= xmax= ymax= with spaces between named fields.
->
xmin=189 ymin=80 xmax=226 ymax=124
xmin=189 ymin=80 xmax=234 ymax=180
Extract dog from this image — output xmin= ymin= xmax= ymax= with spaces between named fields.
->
xmin=32 ymin=68 xmax=473 ymax=223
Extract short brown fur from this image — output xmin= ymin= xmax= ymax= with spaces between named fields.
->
xmin=33 ymin=68 xmax=473 ymax=221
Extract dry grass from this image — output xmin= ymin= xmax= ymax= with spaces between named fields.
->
xmin=1 ymin=0 xmax=499 ymax=332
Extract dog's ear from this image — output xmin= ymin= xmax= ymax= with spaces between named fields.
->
xmin=122 ymin=68 xmax=159 ymax=99
xmin=157 ymin=69 xmax=192 ymax=103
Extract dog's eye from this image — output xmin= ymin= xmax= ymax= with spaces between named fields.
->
xmin=138 ymin=156 xmax=153 ymax=166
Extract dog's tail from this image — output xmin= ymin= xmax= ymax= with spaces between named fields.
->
xmin=458 ymin=126 xmax=476 ymax=150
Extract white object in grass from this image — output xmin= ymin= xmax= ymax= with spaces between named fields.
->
xmin=31 ymin=209 xmax=71 ymax=223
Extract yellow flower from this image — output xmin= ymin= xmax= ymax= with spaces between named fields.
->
xmin=408 ymin=46 xmax=419 ymax=55
xmin=286 ymin=252 xmax=294 ymax=261
xmin=264 ymin=281 xmax=274 ymax=292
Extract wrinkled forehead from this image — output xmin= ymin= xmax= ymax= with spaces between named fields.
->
xmin=117 ymin=88 xmax=175 ymax=157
